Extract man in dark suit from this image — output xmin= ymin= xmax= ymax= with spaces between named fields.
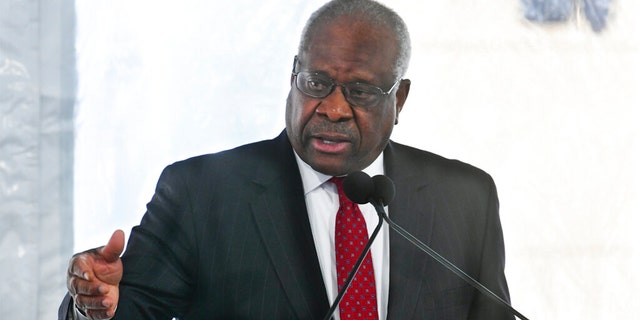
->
xmin=63 ymin=0 xmax=514 ymax=319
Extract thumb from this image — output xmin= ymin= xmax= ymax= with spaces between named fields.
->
xmin=99 ymin=229 xmax=125 ymax=263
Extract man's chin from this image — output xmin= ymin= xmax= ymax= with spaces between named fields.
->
xmin=310 ymin=165 xmax=347 ymax=177
xmin=307 ymin=158 xmax=351 ymax=177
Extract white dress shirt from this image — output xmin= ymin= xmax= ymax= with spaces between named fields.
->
xmin=294 ymin=152 xmax=390 ymax=320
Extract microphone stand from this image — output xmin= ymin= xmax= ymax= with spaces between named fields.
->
xmin=322 ymin=213 xmax=384 ymax=320
xmin=370 ymin=200 xmax=529 ymax=320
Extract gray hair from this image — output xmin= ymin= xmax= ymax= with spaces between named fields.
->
xmin=298 ymin=0 xmax=412 ymax=79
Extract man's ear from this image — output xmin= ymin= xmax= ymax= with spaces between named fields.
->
xmin=394 ymin=79 xmax=411 ymax=124
xmin=290 ymin=55 xmax=299 ymax=86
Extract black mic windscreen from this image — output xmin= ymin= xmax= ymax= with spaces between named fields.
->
xmin=343 ymin=171 xmax=374 ymax=204
xmin=372 ymin=175 xmax=395 ymax=206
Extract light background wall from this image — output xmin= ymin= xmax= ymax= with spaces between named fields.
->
xmin=0 ymin=0 xmax=75 ymax=318
xmin=71 ymin=1 xmax=639 ymax=319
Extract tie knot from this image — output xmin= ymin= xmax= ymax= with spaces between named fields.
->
xmin=329 ymin=176 xmax=346 ymax=196
xmin=331 ymin=176 xmax=358 ymax=210
xmin=329 ymin=176 xmax=343 ymax=187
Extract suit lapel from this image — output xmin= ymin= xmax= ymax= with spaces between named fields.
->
xmin=248 ymin=132 xmax=329 ymax=319
xmin=385 ymin=141 xmax=436 ymax=319
xmin=244 ymin=136 xmax=439 ymax=319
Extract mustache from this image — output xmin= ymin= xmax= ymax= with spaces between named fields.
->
xmin=306 ymin=120 xmax=356 ymax=140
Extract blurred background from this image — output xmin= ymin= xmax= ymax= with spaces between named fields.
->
xmin=1 ymin=0 xmax=638 ymax=318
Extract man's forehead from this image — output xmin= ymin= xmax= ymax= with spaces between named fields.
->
xmin=298 ymin=47 xmax=397 ymax=84
xmin=300 ymin=50 xmax=378 ymax=75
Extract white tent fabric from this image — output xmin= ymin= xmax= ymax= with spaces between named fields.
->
xmin=0 ymin=0 xmax=75 ymax=318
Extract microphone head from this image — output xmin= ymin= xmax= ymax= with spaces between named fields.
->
xmin=343 ymin=171 xmax=374 ymax=204
xmin=372 ymin=175 xmax=396 ymax=206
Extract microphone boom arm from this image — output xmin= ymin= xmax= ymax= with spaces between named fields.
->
xmin=370 ymin=200 xmax=529 ymax=320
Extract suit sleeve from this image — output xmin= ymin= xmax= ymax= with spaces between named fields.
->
xmin=58 ymin=293 xmax=73 ymax=320
xmin=112 ymin=163 xmax=198 ymax=319
xmin=468 ymin=176 xmax=515 ymax=320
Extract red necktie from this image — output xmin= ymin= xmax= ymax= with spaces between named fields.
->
xmin=331 ymin=177 xmax=379 ymax=320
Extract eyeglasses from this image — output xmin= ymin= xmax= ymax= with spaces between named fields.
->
xmin=291 ymin=56 xmax=401 ymax=109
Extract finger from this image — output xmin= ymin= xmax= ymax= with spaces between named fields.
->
xmin=99 ymin=230 xmax=125 ymax=263
xmin=76 ymin=298 xmax=116 ymax=320
xmin=69 ymin=277 xmax=109 ymax=296
xmin=85 ymin=308 xmax=116 ymax=320
xmin=76 ymin=305 xmax=116 ymax=319
xmin=68 ymin=254 xmax=94 ymax=282
xmin=74 ymin=293 xmax=111 ymax=311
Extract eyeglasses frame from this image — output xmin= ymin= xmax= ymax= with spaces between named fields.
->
xmin=290 ymin=55 xmax=401 ymax=108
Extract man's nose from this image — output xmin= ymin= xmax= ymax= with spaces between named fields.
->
xmin=315 ymin=86 xmax=353 ymax=122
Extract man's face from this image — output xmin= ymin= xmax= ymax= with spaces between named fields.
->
xmin=286 ymin=18 xmax=410 ymax=176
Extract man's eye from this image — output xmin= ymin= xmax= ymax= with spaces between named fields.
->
xmin=349 ymin=87 xmax=375 ymax=99
xmin=306 ymin=78 xmax=329 ymax=91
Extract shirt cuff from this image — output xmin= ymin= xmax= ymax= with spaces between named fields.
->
xmin=67 ymin=299 xmax=91 ymax=320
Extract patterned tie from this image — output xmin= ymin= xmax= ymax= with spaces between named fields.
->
xmin=331 ymin=177 xmax=378 ymax=320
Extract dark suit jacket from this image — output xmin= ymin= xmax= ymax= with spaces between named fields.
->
xmin=60 ymin=131 xmax=513 ymax=319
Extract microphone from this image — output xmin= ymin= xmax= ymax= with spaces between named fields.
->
xmin=342 ymin=172 xmax=529 ymax=320
xmin=342 ymin=171 xmax=394 ymax=205
xmin=342 ymin=171 xmax=373 ymax=204
xmin=371 ymin=174 xmax=395 ymax=206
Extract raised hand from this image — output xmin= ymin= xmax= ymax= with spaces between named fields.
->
xmin=67 ymin=230 xmax=125 ymax=319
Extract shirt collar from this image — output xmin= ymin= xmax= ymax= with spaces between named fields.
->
xmin=294 ymin=150 xmax=385 ymax=196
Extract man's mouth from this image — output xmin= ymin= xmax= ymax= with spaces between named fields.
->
xmin=311 ymin=135 xmax=351 ymax=154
